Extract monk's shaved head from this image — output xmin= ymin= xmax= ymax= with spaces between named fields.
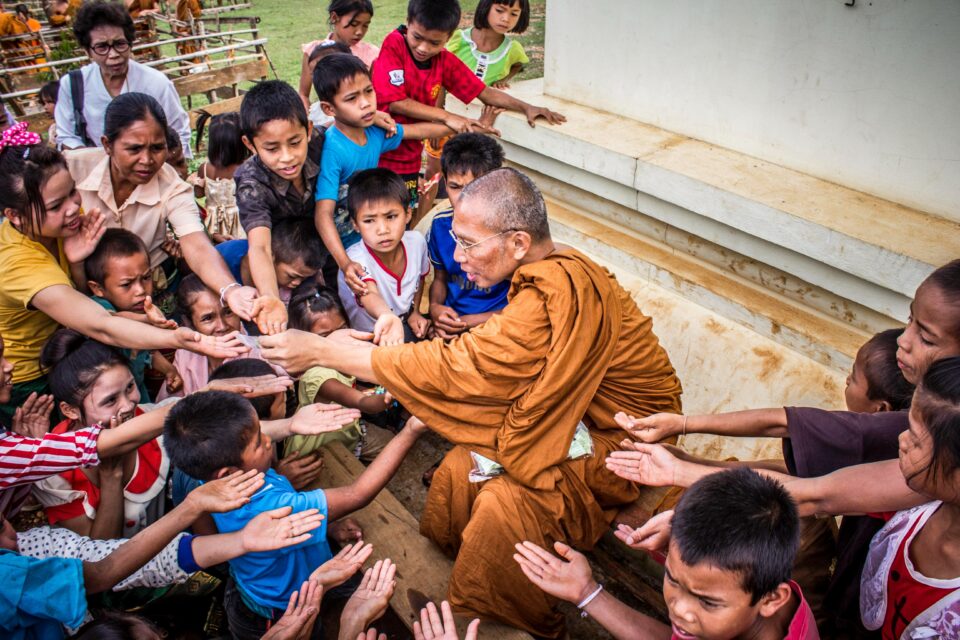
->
xmin=458 ymin=167 xmax=551 ymax=242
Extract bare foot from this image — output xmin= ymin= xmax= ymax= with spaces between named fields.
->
xmin=328 ymin=517 xmax=363 ymax=545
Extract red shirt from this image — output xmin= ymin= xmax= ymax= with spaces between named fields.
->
xmin=0 ymin=425 xmax=101 ymax=489
xmin=372 ymin=26 xmax=486 ymax=174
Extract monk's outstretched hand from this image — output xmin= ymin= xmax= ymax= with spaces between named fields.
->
xmin=258 ymin=329 xmax=324 ymax=374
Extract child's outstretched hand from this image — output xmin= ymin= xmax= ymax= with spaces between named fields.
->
xmin=359 ymin=388 xmax=393 ymax=414
xmin=344 ymin=262 xmax=370 ymax=296
xmin=176 ymin=328 xmax=251 ymax=360
xmin=204 ymin=373 xmax=294 ymax=397
xmin=413 ymin=601 xmax=480 ymax=640
xmin=164 ymin=366 xmax=184 ymax=394
xmin=62 ymin=208 xmax=107 ymax=264
xmin=187 ymin=469 xmax=265 ymax=513
xmin=407 ymin=311 xmax=431 ymax=340
xmin=340 ymin=559 xmax=397 ymax=638
xmin=241 ymin=506 xmax=324 ymax=553
xmin=11 ymin=392 xmax=54 ymax=439
xmin=290 ymin=403 xmax=362 ymax=436
xmin=373 ymin=111 xmax=397 ymax=137
xmin=522 ymin=104 xmax=566 ymax=128
xmin=275 ymin=451 xmax=325 ymax=491
xmin=373 ymin=313 xmax=405 ymax=346
xmin=614 ymin=510 xmax=674 ymax=556
xmin=143 ymin=295 xmax=177 ymax=329
xmin=605 ymin=440 xmax=682 ymax=487
xmin=616 ymin=411 xmax=684 ymax=443
xmin=310 ymin=541 xmax=374 ymax=588
xmin=513 ymin=540 xmax=595 ymax=605
xmin=252 ymin=295 xmax=289 ymax=335
xmin=478 ymin=104 xmax=504 ymax=133
xmin=261 ymin=579 xmax=323 ymax=640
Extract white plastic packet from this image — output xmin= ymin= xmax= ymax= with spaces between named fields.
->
xmin=467 ymin=421 xmax=594 ymax=483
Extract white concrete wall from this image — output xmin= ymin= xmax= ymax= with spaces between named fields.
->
xmin=544 ymin=0 xmax=960 ymax=222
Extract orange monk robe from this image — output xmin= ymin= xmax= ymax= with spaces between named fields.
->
xmin=0 ymin=13 xmax=46 ymax=68
xmin=371 ymin=248 xmax=683 ymax=637
xmin=175 ymin=0 xmax=202 ymax=58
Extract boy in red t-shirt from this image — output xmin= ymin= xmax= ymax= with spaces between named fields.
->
xmin=370 ymin=0 xmax=564 ymax=227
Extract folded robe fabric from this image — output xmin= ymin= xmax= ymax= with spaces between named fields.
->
xmin=372 ymin=248 xmax=683 ymax=636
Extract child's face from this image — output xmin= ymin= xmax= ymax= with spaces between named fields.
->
xmin=8 ymin=167 xmax=82 ymax=240
xmin=405 ymin=20 xmax=453 ymax=63
xmin=445 ymin=169 xmax=476 ymax=209
xmin=89 ymin=252 xmax=154 ymax=312
xmin=898 ymin=403 xmax=949 ymax=500
xmin=187 ymin=289 xmax=242 ymax=337
xmin=844 ymin=346 xmax=877 ymax=413
xmin=353 ymin=198 xmax=411 ymax=254
xmin=663 ymin=544 xmax=777 ymax=640
xmin=487 ymin=1 xmax=523 ymax=34
xmin=276 ymin=258 xmax=319 ymax=291
xmin=0 ymin=334 xmax=13 ymax=405
xmin=0 ymin=517 xmax=17 ymax=552
xmin=330 ymin=10 xmax=372 ymax=47
xmin=309 ymin=309 xmax=348 ymax=337
xmin=238 ymin=416 xmax=274 ymax=474
xmin=243 ymin=118 xmax=312 ymax=184
xmin=325 ymin=72 xmax=378 ymax=129
xmin=897 ymin=282 xmax=960 ymax=385
xmin=63 ymin=363 xmax=140 ymax=427
xmin=42 ymin=97 xmax=56 ymax=117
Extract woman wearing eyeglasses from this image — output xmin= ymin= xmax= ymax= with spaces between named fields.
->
xmin=53 ymin=1 xmax=190 ymax=156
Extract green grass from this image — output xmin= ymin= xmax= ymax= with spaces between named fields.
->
xmin=250 ymin=0 xmax=546 ymax=86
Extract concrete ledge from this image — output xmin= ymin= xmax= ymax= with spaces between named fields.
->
xmin=449 ymin=79 xmax=960 ymax=323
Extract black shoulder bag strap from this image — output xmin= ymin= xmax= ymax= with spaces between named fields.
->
xmin=68 ymin=69 xmax=95 ymax=147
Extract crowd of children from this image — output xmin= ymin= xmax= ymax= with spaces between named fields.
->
xmin=0 ymin=0 xmax=956 ymax=638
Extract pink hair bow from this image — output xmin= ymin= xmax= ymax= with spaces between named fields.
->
xmin=0 ymin=122 xmax=42 ymax=151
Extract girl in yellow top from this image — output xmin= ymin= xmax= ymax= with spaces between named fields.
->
xmin=0 ymin=123 xmax=247 ymax=425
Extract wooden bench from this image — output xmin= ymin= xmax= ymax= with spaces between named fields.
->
xmin=317 ymin=441 xmax=533 ymax=640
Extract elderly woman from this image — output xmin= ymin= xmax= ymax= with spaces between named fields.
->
xmin=65 ymin=93 xmax=262 ymax=322
xmin=53 ymin=1 xmax=191 ymax=155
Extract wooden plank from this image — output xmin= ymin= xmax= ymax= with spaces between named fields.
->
xmin=317 ymin=442 xmax=533 ymax=640
xmin=188 ymin=94 xmax=244 ymax=127
xmin=174 ymin=58 xmax=268 ymax=96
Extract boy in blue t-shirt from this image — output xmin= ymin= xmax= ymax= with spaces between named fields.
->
xmin=312 ymin=53 xmax=455 ymax=295
xmin=162 ymin=390 xmax=425 ymax=639
xmin=427 ymin=133 xmax=510 ymax=339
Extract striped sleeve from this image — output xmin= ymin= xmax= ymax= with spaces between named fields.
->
xmin=0 ymin=426 xmax=102 ymax=489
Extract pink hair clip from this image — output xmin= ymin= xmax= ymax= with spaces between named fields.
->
xmin=0 ymin=122 xmax=42 ymax=152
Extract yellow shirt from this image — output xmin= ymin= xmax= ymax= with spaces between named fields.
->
xmin=0 ymin=221 xmax=73 ymax=383
xmin=67 ymin=148 xmax=205 ymax=269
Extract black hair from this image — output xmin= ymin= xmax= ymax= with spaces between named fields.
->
xmin=73 ymin=1 xmax=136 ymax=50
xmin=312 ymin=53 xmax=371 ymax=104
xmin=84 ymin=228 xmax=150 ymax=286
xmin=407 ymin=0 xmax=461 ymax=33
xmin=346 ymin=168 xmax=411 ymax=219
xmin=912 ymin=356 xmax=960 ymax=488
xmin=14 ymin=4 xmax=30 ymax=18
xmin=39 ymin=81 xmax=59 ymax=105
xmin=328 ymin=0 xmax=374 ymax=19
xmin=40 ymin=329 xmax=130 ymax=413
xmin=194 ymin=111 xmax=250 ymax=167
xmin=308 ymin=39 xmax=352 ymax=64
xmin=175 ymin=274 xmax=216 ymax=326
xmin=75 ymin=611 xmax=162 ymax=640
xmin=288 ymin=280 xmax=346 ymax=332
xmin=473 ymin=0 xmax=530 ymax=34
xmin=859 ymin=328 xmax=914 ymax=411
xmin=272 ymin=218 xmax=327 ymax=270
xmin=163 ymin=390 xmax=258 ymax=480
xmin=210 ymin=359 xmax=279 ymax=420
xmin=671 ymin=468 xmax=800 ymax=605
xmin=165 ymin=127 xmax=181 ymax=152
xmin=923 ymin=259 xmax=960 ymax=339
xmin=103 ymin=93 xmax=169 ymax=147
xmin=240 ymin=80 xmax=309 ymax=140
xmin=0 ymin=142 xmax=68 ymax=237
xmin=440 ymin=132 xmax=504 ymax=178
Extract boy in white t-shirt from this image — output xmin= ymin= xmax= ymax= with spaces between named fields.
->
xmin=336 ymin=168 xmax=431 ymax=344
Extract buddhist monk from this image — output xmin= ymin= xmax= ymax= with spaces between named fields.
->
xmin=259 ymin=167 xmax=683 ymax=637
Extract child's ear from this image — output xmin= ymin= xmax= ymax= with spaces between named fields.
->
xmin=215 ymin=466 xmax=240 ymax=480
xmin=60 ymin=401 xmax=81 ymax=422
xmin=877 ymin=400 xmax=893 ymax=413
xmin=241 ymin=135 xmax=257 ymax=155
xmin=756 ymin=582 xmax=794 ymax=619
xmin=320 ymin=100 xmax=336 ymax=117
xmin=88 ymin=281 xmax=106 ymax=298
xmin=351 ymin=217 xmax=359 ymax=232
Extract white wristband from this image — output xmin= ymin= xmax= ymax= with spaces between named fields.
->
xmin=219 ymin=282 xmax=242 ymax=307
xmin=577 ymin=583 xmax=603 ymax=612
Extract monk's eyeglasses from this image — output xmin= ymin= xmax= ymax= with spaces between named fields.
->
xmin=90 ymin=39 xmax=131 ymax=56
xmin=449 ymin=228 xmax=516 ymax=255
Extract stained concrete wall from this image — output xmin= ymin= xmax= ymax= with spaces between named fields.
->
xmin=544 ymin=0 xmax=960 ymax=222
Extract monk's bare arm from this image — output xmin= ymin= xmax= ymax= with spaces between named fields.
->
xmin=259 ymin=330 xmax=378 ymax=381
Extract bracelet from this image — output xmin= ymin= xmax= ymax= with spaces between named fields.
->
xmin=577 ymin=583 xmax=603 ymax=617
xmin=219 ymin=282 xmax=242 ymax=307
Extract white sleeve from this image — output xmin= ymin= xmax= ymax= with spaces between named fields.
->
xmin=54 ymin=74 xmax=82 ymax=149
xmin=157 ymin=77 xmax=194 ymax=159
